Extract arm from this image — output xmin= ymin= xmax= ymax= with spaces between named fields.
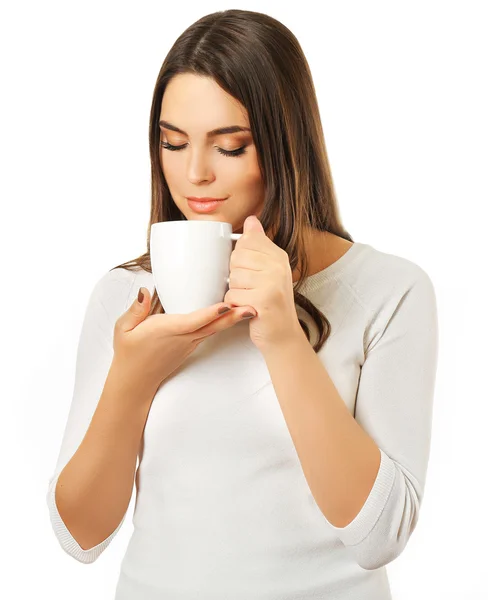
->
xmin=261 ymin=267 xmax=439 ymax=570
xmin=53 ymin=360 xmax=156 ymax=559
xmin=46 ymin=269 xmax=154 ymax=564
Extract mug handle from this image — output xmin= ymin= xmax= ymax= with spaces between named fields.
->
xmin=226 ymin=233 xmax=242 ymax=284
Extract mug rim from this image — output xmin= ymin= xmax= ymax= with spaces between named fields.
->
xmin=151 ymin=220 xmax=233 ymax=228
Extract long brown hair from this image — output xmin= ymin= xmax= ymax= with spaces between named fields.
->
xmin=112 ymin=8 xmax=353 ymax=353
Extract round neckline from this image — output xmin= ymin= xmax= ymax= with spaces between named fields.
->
xmin=294 ymin=241 xmax=369 ymax=293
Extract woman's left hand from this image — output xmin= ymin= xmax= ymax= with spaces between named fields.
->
xmin=224 ymin=215 xmax=303 ymax=351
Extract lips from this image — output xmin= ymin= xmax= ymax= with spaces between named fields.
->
xmin=187 ymin=197 xmax=226 ymax=213
xmin=186 ymin=197 xmax=227 ymax=202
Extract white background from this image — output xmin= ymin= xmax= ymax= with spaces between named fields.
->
xmin=2 ymin=1 xmax=486 ymax=598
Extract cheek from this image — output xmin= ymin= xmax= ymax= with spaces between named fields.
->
xmin=160 ymin=152 xmax=180 ymax=183
xmin=223 ymin=154 xmax=262 ymax=188
xmin=241 ymin=163 xmax=264 ymax=194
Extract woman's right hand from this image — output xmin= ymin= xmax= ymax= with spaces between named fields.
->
xmin=112 ymin=287 xmax=256 ymax=393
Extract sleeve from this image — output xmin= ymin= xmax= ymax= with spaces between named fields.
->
xmin=325 ymin=266 xmax=439 ymax=570
xmin=46 ymin=268 xmax=136 ymax=564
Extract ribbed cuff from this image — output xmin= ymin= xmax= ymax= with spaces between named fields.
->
xmin=46 ymin=473 xmax=124 ymax=564
xmin=325 ymin=448 xmax=397 ymax=547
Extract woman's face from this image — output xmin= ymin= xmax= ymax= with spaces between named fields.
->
xmin=159 ymin=74 xmax=265 ymax=233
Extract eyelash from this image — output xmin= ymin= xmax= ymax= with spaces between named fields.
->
xmin=160 ymin=140 xmax=247 ymax=158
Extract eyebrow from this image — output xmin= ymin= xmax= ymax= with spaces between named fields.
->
xmin=159 ymin=120 xmax=251 ymax=137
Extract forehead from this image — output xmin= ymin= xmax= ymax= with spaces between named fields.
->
xmin=160 ymin=73 xmax=249 ymax=133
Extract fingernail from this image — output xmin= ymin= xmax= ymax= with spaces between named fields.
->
xmin=241 ymin=311 xmax=256 ymax=319
xmin=218 ymin=306 xmax=231 ymax=315
xmin=138 ymin=288 xmax=144 ymax=303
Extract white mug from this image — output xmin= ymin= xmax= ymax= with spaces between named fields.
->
xmin=150 ymin=220 xmax=242 ymax=314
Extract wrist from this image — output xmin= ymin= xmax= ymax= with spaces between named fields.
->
xmin=106 ymin=358 xmax=159 ymax=409
xmin=258 ymin=320 xmax=307 ymax=356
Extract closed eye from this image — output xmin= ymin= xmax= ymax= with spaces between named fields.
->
xmin=160 ymin=140 xmax=247 ymax=158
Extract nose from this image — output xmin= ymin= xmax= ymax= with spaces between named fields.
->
xmin=186 ymin=148 xmax=216 ymax=185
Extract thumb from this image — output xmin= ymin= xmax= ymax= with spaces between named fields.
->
xmin=119 ymin=286 xmax=151 ymax=332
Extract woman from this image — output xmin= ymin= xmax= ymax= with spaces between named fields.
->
xmin=46 ymin=9 xmax=438 ymax=599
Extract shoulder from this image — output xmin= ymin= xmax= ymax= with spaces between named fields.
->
xmin=345 ymin=242 xmax=437 ymax=312
xmin=343 ymin=243 xmax=437 ymax=351
xmin=92 ymin=265 xmax=155 ymax=314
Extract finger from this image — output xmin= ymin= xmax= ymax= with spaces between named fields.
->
xmin=192 ymin=306 xmax=257 ymax=340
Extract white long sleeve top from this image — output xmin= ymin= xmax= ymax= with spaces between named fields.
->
xmin=46 ymin=240 xmax=439 ymax=599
